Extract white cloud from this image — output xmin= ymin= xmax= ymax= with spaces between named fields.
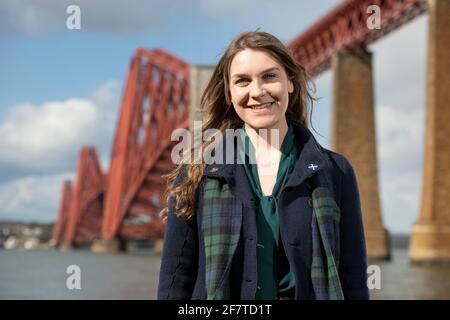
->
xmin=371 ymin=15 xmax=427 ymax=110
xmin=370 ymin=17 xmax=427 ymax=234
xmin=1 ymin=99 xmax=96 ymax=155
xmin=379 ymin=170 xmax=422 ymax=234
xmin=0 ymin=80 xmax=120 ymax=181
xmin=376 ymin=104 xmax=424 ymax=173
xmin=0 ymin=80 xmax=120 ymax=222
xmin=0 ymin=172 xmax=74 ymax=222
xmin=376 ymin=104 xmax=424 ymax=234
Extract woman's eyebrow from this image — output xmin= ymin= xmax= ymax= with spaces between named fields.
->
xmin=231 ymin=67 xmax=280 ymax=79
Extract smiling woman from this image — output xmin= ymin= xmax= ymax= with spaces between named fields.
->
xmin=158 ymin=31 xmax=369 ymax=301
xmin=229 ymin=51 xmax=293 ymax=131
xmin=229 ymin=49 xmax=296 ymax=196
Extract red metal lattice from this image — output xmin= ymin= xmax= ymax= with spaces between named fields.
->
xmin=288 ymin=0 xmax=427 ymax=76
xmin=63 ymin=147 xmax=104 ymax=246
xmin=51 ymin=180 xmax=72 ymax=246
xmin=101 ymin=48 xmax=191 ymax=241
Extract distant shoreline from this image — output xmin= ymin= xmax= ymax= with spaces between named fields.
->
xmin=0 ymin=220 xmax=412 ymax=250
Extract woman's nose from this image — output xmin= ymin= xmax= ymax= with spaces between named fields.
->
xmin=250 ymin=80 xmax=267 ymax=98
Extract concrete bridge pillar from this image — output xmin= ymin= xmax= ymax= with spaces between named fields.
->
xmin=331 ymin=48 xmax=390 ymax=260
xmin=410 ymin=0 xmax=450 ymax=263
xmin=91 ymin=238 xmax=125 ymax=253
xmin=189 ymin=65 xmax=214 ymax=130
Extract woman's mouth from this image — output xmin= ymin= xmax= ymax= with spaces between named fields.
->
xmin=248 ymin=101 xmax=275 ymax=113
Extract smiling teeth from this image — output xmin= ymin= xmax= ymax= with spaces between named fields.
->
xmin=251 ymin=102 xmax=273 ymax=109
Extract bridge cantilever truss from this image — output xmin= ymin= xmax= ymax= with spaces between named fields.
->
xmin=288 ymin=0 xmax=427 ymax=76
xmin=62 ymin=147 xmax=104 ymax=247
xmin=101 ymin=48 xmax=191 ymax=242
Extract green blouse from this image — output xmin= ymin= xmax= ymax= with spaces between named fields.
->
xmin=239 ymin=125 xmax=299 ymax=300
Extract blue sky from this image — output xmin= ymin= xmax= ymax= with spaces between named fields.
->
xmin=0 ymin=0 xmax=429 ymax=234
xmin=0 ymin=0 xmax=339 ymax=110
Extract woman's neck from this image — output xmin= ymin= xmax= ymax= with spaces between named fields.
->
xmin=244 ymin=119 xmax=289 ymax=152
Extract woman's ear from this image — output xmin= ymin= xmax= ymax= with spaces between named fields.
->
xmin=288 ymin=79 xmax=294 ymax=94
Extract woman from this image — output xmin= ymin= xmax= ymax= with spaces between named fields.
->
xmin=157 ymin=31 xmax=369 ymax=300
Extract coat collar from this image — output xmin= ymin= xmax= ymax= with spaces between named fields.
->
xmin=204 ymin=121 xmax=328 ymax=185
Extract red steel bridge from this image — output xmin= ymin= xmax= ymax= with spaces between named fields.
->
xmin=53 ymin=0 xmax=441 ymax=258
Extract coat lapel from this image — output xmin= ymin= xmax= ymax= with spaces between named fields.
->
xmin=278 ymin=122 xmax=329 ymax=193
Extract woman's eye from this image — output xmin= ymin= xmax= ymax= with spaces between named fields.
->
xmin=235 ymin=73 xmax=275 ymax=85
xmin=263 ymin=73 xmax=276 ymax=79
xmin=236 ymin=78 xmax=250 ymax=84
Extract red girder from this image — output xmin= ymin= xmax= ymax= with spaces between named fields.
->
xmin=102 ymin=48 xmax=191 ymax=240
xmin=288 ymin=0 xmax=427 ymax=76
xmin=51 ymin=180 xmax=72 ymax=246
xmin=63 ymin=147 xmax=104 ymax=246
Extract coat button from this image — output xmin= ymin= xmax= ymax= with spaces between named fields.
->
xmin=308 ymin=197 xmax=313 ymax=208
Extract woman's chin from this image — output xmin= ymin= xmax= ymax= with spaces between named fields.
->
xmin=244 ymin=117 xmax=279 ymax=130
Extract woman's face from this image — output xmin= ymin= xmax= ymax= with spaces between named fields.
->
xmin=228 ymin=49 xmax=293 ymax=130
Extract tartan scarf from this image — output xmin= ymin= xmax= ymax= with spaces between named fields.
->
xmin=202 ymin=178 xmax=242 ymax=299
xmin=202 ymin=148 xmax=344 ymax=300
xmin=309 ymin=148 xmax=344 ymax=300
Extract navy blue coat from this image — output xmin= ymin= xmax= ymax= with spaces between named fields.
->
xmin=157 ymin=122 xmax=369 ymax=300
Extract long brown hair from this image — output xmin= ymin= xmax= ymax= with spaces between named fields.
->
xmin=160 ymin=31 xmax=316 ymax=221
